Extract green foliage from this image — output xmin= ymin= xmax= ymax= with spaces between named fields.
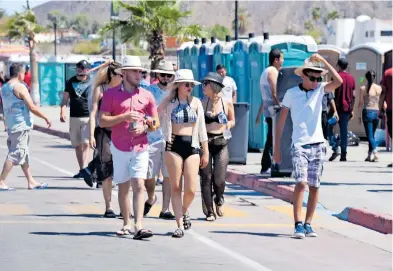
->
xmin=324 ymin=10 xmax=340 ymax=24
xmin=7 ymin=10 xmax=42 ymax=42
xmin=307 ymin=29 xmax=322 ymax=43
xmin=72 ymin=40 xmax=101 ymax=54
xmin=304 ymin=20 xmax=314 ymax=31
xmin=208 ymin=24 xmax=231 ymax=40
xmin=101 ymin=0 xmax=202 ymax=69
xmin=312 ymin=7 xmax=321 ymax=21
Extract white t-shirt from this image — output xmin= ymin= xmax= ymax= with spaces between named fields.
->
xmin=282 ymin=83 xmax=327 ymax=147
xmin=259 ymin=66 xmax=277 ymax=117
xmin=222 ymin=76 xmax=237 ymax=101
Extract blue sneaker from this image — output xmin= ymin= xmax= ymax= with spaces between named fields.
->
xmin=293 ymin=223 xmax=305 ymax=239
xmin=304 ymin=223 xmax=317 ymax=237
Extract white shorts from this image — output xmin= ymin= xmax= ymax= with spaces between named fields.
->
xmin=147 ymin=140 xmax=168 ymax=179
xmin=110 ymin=143 xmax=149 ymax=184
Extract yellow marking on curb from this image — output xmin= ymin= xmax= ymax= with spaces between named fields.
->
xmin=146 ymin=205 xmax=161 ymax=217
xmin=0 ymin=204 xmax=31 ymax=215
xmin=265 ymin=205 xmax=320 ymax=219
xmin=224 ymin=206 xmax=248 ymax=218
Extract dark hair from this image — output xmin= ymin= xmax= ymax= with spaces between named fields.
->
xmin=269 ymin=49 xmax=282 ymax=66
xmin=365 ymin=70 xmax=376 ymax=94
xmin=216 ymin=64 xmax=226 ymax=71
xmin=9 ymin=63 xmax=24 ymax=78
xmin=303 ymin=68 xmax=323 ymax=76
xmin=337 ymin=58 xmax=348 ymax=70
xmin=106 ymin=62 xmax=122 ymax=83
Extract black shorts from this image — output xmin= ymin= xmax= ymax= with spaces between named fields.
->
xmin=165 ymin=134 xmax=199 ymax=160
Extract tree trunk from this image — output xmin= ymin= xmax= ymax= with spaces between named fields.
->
xmin=29 ymin=39 xmax=40 ymax=106
xmin=148 ymin=30 xmax=165 ymax=70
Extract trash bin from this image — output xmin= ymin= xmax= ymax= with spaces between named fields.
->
xmin=271 ymin=67 xmax=302 ymax=177
xmin=228 ymin=102 xmax=250 ymax=165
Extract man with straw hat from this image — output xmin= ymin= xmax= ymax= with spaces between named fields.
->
xmin=273 ymin=53 xmax=343 ymax=239
xmin=143 ymin=60 xmax=176 ymax=220
xmin=100 ymin=55 xmax=159 ymax=240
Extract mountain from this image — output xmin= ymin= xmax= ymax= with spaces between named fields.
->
xmin=32 ymin=0 xmax=392 ymax=36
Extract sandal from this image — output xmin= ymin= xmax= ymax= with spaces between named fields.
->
xmin=133 ymin=229 xmax=153 ymax=240
xmin=104 ymin=209 xmax=116 ymax=218
xmin=116 ymin=228 xmax=132 ymax=236
xmin=183 ymin=213 xmax=191 ymax=230
xmin=143 ymin=195 xmax=157 ymax=216
xmin=28 ymin=183 xmax=48 ymax=190
xmin=172 ymin=228 xmax=184 ymax=238
xmin=159 ymin=211 xmax=175 ymax=220
xmin=206 ymin=214 xmax=216 ymax=222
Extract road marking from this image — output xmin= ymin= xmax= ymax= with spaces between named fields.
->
xmin=188 ymin=229 xmax=273 ymax=271
xmin=0 ymin=204 xmax=31 ymax=215
xmin=265 ymin=205 xmax=320 ymax=219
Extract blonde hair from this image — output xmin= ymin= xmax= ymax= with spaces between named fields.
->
xmin=92 ymin=62 xmax=122 ymax=92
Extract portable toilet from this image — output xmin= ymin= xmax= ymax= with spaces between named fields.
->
xmin=212 ymin=35 xmax=234 ymax=77
xmin=38 ymin=55 xmax=66 ymax=106
xmin=247 ymin=36 xmax=268 ymax=149
xmin=190 ymin=39 xmax=201 ymax=98
xmin=347 ymin=42 xmax=393 ymax=137
xmin=198 ymin=37 xmax=213 ymax=98
xmin=318 ymin=44 xmax=348 ymax=80
xmin=183 ymin=45 xmax=192 ymax=70
xmin=177 ymin=41 xmax=193 ymax=69
xmin=232 ymin=39 xmax=249 ymax=103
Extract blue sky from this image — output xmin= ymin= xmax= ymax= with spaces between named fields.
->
xmin=3 ymin=0 xmax=50 ymax=15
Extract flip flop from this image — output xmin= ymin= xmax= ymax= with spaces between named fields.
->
xmin=0 ymin=187 xmax=15 ymax=192
xmin=133 ymin=229 xmax=153 ymax=240
xmin=116 ymin=228 xmax=132 ymax=236
xmin=104 ymin=209 xmax=116 ymax=218
xmin=29 ymin=183 xmax=48 ymax=190
xmin=143 ymin=195 xmax=157 ymax=216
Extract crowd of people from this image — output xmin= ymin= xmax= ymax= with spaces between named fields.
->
xmin=0 ymin=49 xmax=391 ymax=240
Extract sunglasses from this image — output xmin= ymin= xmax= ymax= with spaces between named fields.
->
xmin=307 ymin=75 xmax=323 ymax=82
xmin=77 ymin=66 xmax=87 ymax=70
xmin=185 ymin=83 xmax=195 ymax=88
xmin=203 ymin=82 xmax=210 ymax=87
xmin=159 ymin=73 xmax=173 ymax=78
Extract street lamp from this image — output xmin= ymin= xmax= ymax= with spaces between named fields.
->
xmin=234 ymin=0 xmax=239 ymax=40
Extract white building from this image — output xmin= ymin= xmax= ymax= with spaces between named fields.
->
xmin=326 ymin=15 xmax=392 ymax=49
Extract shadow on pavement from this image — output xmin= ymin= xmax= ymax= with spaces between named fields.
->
xmin=320 ymin=182 xmax=391 ymax=186
xmin=43 ymin=187 xmax=94 ymax=190
xmin=44 ymin=145 xmax=73 ymax=149
xmin=210 ymin=230 xmax=292 ymax=238
xmin=17 ymin=176 xmax=72 ymax=179
xmin=34 ymin=214 xmax=104 ymax=218
xmin=367 ymin=189 xmax=392 ymax=193
xmin=30 ymin=231 xmax=173 ymax=238
xmin=358 ymin=171 xmax=392 ymax=174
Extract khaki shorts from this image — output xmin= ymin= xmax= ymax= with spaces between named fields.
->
xmin=147 ymin=140 xmax=169 ymax=179
xmin=69 ymin=117 xmax=90 ymax=147
xmin=7 ymin=130 xmax=30 ymax=165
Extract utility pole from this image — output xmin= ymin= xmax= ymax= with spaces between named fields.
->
xmin=111 ymin=0 xmax=120 ymax=61
xmin=54 ymin=18 xmax=57 ymax=56
xmin=234 ymin=0 xmax=238 ymax=40
xmin=26 ymin=0 xmax=30 ymax=10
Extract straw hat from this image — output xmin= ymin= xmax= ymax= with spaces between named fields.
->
xmin=151 ymin=60 xmax=176 ymax=75
xmin=115 ymin=56 xmax=147 ymax=73
xmin=294 ymin=58 xmax=328 ymax=77
xmin=169 ymin=69 xmax=201 ymax=86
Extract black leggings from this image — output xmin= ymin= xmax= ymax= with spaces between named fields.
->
xmin=87 ymin=127 xmax=113 ymax=183
xmin=165 ymin=134 xmax=199 ymax=160
xmin=200 ymin=133 xmax=229 ymax=216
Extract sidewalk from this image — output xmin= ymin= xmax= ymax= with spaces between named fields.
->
xmin=24 ymin=107 xmax=393 ymax=234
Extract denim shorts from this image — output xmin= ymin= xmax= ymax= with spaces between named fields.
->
xmin=291 ymin=142 xmax=326 ymax=188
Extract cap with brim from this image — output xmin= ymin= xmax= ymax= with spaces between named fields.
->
xmin=202 ymin=72 xmax=225 ymax=88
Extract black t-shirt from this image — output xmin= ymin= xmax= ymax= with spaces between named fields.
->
xmin=65 ymin=76 xmax=91 ymax=118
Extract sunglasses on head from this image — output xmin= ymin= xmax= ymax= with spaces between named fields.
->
xmin=307 ymin=75 xmax=323 ymax=82
xmin=185 ymin=82 xmax=195 ymax=88
xmin=159 ymin=73 xmax=173 ymax=78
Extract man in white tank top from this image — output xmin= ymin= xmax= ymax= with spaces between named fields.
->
xmin=255 ymin=49 xmax=284 ymax=174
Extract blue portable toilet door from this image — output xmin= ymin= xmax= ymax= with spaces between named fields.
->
xmin=212 ymin=43 xmax=224 ymax=74
xmin=248 ymin=42 xmax=267 ymax=150
xmin=39 ymin=62 xmax=66 ymax=106
xmin=198 ymin=45 xmax=212 ymax=99
xmin=232 ymin=41 xmax=249 ymax=104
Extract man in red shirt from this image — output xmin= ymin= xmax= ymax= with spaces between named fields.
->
xmin=380 ymin=67 xmax=392 ymax=167
xmin=24 ymin=65 xmax=31 ymax=92
xmin=329 ymin=58 xmax=356 ymax=162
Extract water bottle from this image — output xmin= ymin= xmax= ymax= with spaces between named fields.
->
xmin=328 ymin=116 xmax=338 ymax=126
xmin=218 ymin=112 xmax=228 ymax=124
xmin=223 ymin=129 xmax=232 ymax=140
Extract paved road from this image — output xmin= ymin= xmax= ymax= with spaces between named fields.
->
xmin=0 ymin=127 xmax=391 ymax=270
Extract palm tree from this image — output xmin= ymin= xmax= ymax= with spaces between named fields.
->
xmin=232 ymin=8 xmax=249 ymax=36
xmin=7 ymin=10 xmax=43 ymax=105
xmin=101 ymin=0 xmax=202 ymax=69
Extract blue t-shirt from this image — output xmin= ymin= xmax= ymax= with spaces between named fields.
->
xmin=145 ymin=84 xmax=168 ymax=144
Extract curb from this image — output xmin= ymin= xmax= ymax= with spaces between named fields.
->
xmin=226 ymin=169 xmax=392 ymax=235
